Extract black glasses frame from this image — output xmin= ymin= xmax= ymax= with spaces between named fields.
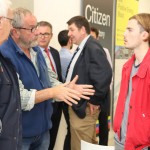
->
xmin=38 ymin=33 xmax=51 ymax=38
xmin=0 ymin=16 xmax=14 ymax=24
xmin=14 ymin=26 xmax=37 ymax=33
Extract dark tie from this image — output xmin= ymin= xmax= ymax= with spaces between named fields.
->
xmin=65 ymin=47 xmax=80 ymax=80
xmin=70 ymin=47 xmax=80 ymax=63
xmin=45 ymin=48 xmax=56 ymax=72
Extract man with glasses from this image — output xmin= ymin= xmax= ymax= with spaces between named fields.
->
xmin=0 ymin=0 xmax=22 ymax=149
xmin=37 ymin=21 xmax=63 ymax=150
xmin=14 ymin=26 xmax=37 ymax=33
xmin=0 ymin=7 xmax=95 ymax=150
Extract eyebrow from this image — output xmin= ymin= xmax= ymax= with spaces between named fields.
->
xmin=126 ymin=27 xmax=132 ymax=30
xmin=39 ymin=32 xmax=51 ymax=34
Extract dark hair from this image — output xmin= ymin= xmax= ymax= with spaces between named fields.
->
xmin=90 ymin=27 xmax=99 ymax=38
xmin=58 ymin=30 xmax=69 ymax=46
xmin=37 ymin=21 xmax=52 ymax=30
xmin=67 ymin=16 xmax=90 ymax=34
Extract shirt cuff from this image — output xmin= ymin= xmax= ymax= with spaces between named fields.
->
xmin=24 ymin=89 xmax=37 ymax=111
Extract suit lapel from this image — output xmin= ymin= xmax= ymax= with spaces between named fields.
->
xmin=71 ymin=45 xmax=87 ymax=79
xmin=71 ymin=36 xmax=92 ymax=79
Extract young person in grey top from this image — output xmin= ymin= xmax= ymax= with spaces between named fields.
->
xmin=113 ymin=13 xmax=150 ymax=150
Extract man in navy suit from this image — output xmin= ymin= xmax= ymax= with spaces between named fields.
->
xmin=66 ymin=16 xmax=112 ymax=150
xmin=37 ymin=21 xmax=63 ymax=150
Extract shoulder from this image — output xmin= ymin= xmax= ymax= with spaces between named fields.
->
xmin=84 ymin=37 xmax=105 ymax=56
xmin=86 ymin=36 xmax=103 ymax=50
xmin=50 ymin=46 xmax=58 ymax=53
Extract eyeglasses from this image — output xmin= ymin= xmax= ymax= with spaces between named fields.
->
xmin=38 ymin=33 xmax=51 ymax=38
xmin=0 ymin=16 xmax=14 ymax=25
xmin=14 ymin=26 xmax=37 ymax=33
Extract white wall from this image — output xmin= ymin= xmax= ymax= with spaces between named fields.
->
xmin=139 ymin=0 xmax=150 ymax=13
xmin=11 ymin=0 xmax=33 ymax=11
xmin=34 ymin=0 xmax=82 ymax=50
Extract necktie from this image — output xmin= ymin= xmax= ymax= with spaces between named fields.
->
xmin=70 ymin=47 xmax=80 ymax=64
xmin=45 ymin=48 xmax=56 ymax=72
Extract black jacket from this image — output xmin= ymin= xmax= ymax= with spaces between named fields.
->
xmin=70 ymin=36 xmax=112 ymax=118
xmin=0 ymin=53 xmax=22 ymax=150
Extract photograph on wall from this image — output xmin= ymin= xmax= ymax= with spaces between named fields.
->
xmin=115 ymin=0 xmax=139 ymax=59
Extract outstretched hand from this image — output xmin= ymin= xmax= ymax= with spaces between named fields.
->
xmin=68 ymin=75 xmax=95 ymax=100
xmin=52 ymin=82 xmax=80 ymax=106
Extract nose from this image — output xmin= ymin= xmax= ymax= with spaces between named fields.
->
xmin=124 ymin=29 xmax=128 ymax=37
xmin=68 ymin=31 xmax=71 ymax=37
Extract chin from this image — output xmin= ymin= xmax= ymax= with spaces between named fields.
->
xmin=124 ymin=45 xmax=128 ymax=49
xmin=30 ymin=41 xmax=38 ymax=47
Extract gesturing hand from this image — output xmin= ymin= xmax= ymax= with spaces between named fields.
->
xmin=89 ymin=103 xmax=100 ymax=115
xmin=68 ymin=75 xmax=95 ymax=100
xmin=52 ymin=82 xmax=80 ymax=106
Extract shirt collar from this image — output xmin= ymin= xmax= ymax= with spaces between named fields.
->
xmin=78 ymin=35 xmax=90 ymax=51
xmin=39 ymin=46 xmax=50 ymax=51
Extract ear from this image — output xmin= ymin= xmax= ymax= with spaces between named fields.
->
xmin=80 ymin=26 xmax=86 ymax=35
xmin=142 ymin=31 xmax=149 ymax=41
xmin=11 ymin=28 xmax=20 ymax=38
xmin=51 ymin=33 xmax=53 ymax=38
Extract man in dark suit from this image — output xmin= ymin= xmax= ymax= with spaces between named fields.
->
xmin=37 ymin=21 xmax=63 ymax=150
xmin=66 ymin=16 xmax=112 ymax=150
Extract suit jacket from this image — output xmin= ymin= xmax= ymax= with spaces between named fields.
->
xmin=49 ymin=46 xmax=62 ymax=82
xmin=69 ymin=36 xmax=112 ymax=118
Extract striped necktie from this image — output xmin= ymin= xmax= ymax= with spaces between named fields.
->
xmin=45 ymin=48 xmax=56 ymax=72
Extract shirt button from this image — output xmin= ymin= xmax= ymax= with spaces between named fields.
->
xmin=130 ymin=106 xmax=132 ymax=109
xmin=14 ymin=137 xmax=16 ymax=140
xmin=16 ymin=108 xmax=19 ymax=111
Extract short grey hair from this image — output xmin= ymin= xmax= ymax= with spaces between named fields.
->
xmin=0 ymin=0 xmax=11 ymax=17
xmin=12 ymin=7 xmax=32 ymax=28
